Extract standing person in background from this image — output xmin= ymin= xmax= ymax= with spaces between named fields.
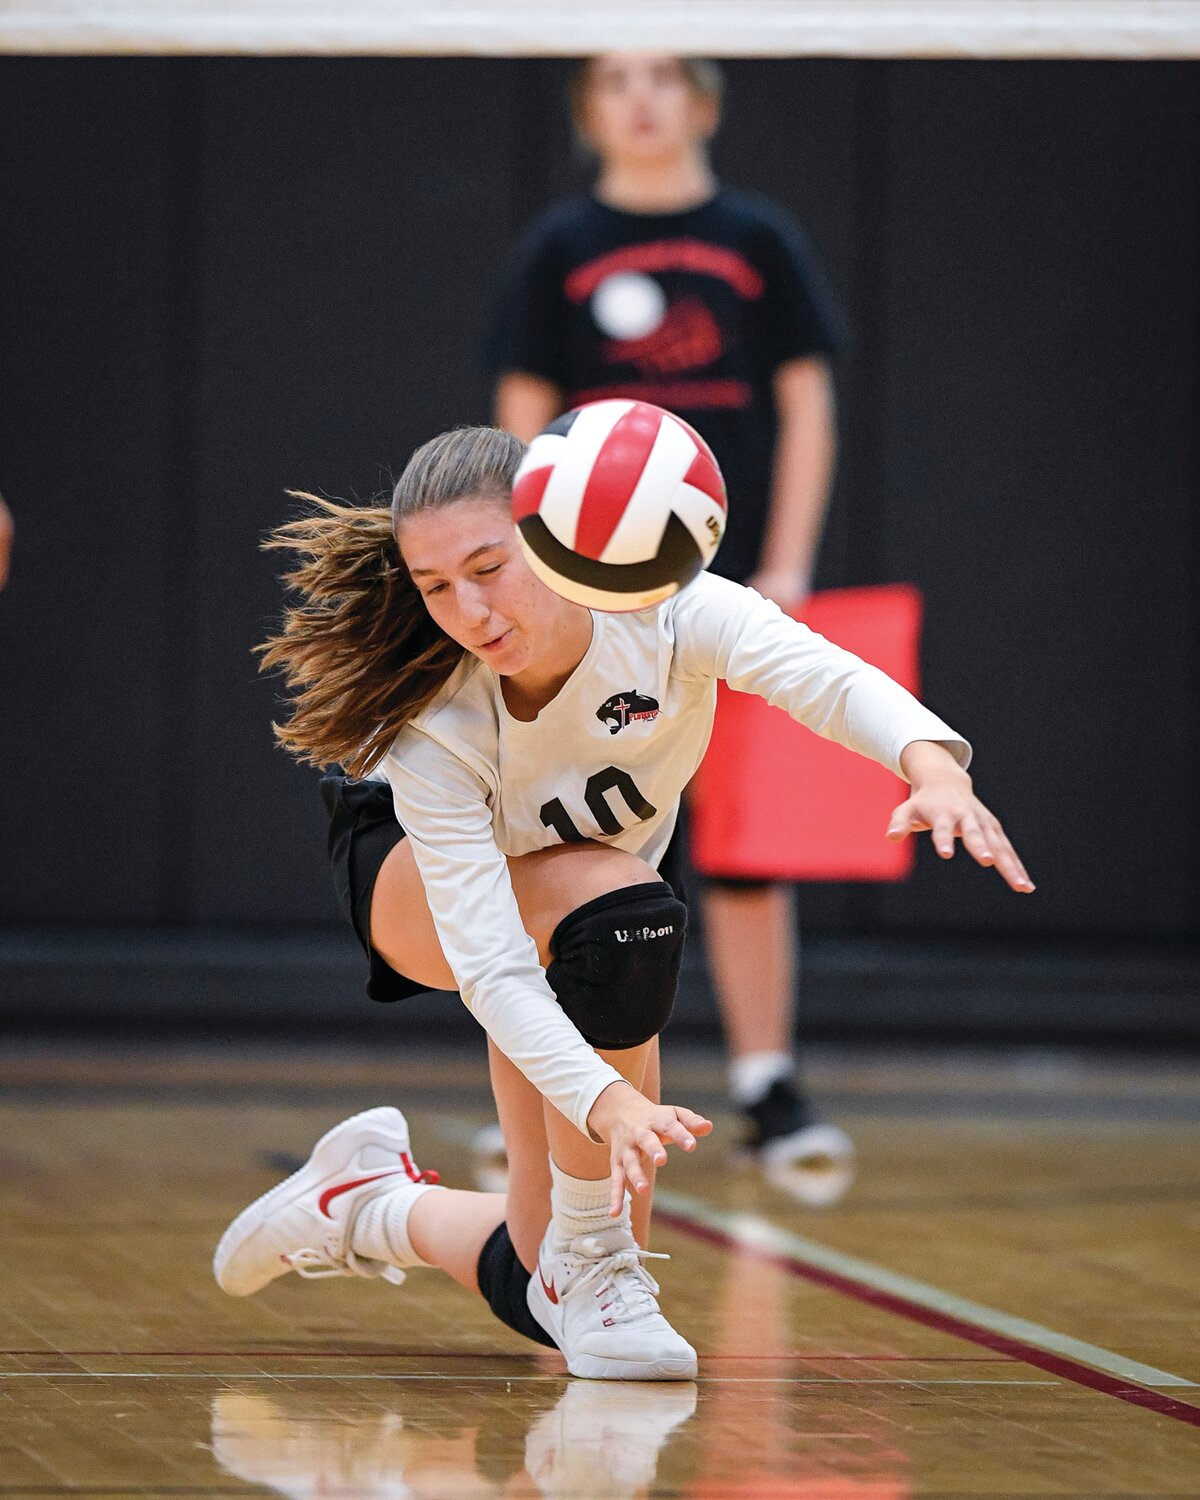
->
xmin=486 ymin=54 xmax=849 ymax=1176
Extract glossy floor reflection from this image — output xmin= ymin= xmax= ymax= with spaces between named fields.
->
xmin=1 ymin=1040 xmax=1198 ymax=1497
xmin=212 ymin=1379 xmax=701 ymax=1499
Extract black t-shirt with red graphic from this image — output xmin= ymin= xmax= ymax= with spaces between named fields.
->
xmin=484 ymin=188 xmax=846 ymax=583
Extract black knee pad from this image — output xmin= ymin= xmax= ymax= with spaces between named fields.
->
xmin=546 ymin=882 xmax=687 ymax=1050
xmin=475 ymin=1223 xmax=556 ymax=1348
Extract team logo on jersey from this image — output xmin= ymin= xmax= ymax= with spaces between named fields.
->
xmin=596 ymin=691 xmax=660 ymax=735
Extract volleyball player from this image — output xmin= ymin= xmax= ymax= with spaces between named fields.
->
xmin=486 ymin=54 xmax=853 ymax=1173
xmin=212 ymin=426 xmax=1032 ymax=1380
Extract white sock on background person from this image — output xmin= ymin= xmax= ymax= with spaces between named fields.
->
xmin=728 ymin=1050 xmax=794 ymax=1107
xmin=549 ymin=1158 xmax=629 ymax=1245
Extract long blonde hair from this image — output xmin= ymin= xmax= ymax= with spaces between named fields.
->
xmin=258 ymin=426 xmax=525 ymax=776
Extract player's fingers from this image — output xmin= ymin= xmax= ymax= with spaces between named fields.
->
xmin=656 ymin=1124 xmax=693 ymax=1154
xmin=618 ymin=1146 xmax=648 ymax=1206
xmin=636 ymin=1134 xmax=666 ymax=1170
xmin=886 ymin=801 xmax=917 ymax=840
xmin=624 ymin=1143 xmax=652 ymax=1196
xmin=998 ymin=859 xmax=1035 ymax=893
xmin=931 ymin=814 xmax=958 ymax=858
xmin=960 ymin=816 xmax=994 ymax=865
xmin=655 ymin=1116 xmax=696 ymax=1153
xmin=982 ymin=817 xmax=1036 ymax=892
xmin=994 ymin=838 xmax=1036 ymax=891
xmin=673 ymin=1106 xmax=714 ymax=1137
xmin=609 ymin=1158 xmax=626 ymax=1217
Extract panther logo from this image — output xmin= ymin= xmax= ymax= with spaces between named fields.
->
xmin=596 ymin=691 xmax=661 ymax=735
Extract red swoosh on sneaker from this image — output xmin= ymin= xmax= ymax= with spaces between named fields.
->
xmin=537 ymin=1260 xmax=559 ymax=1305
xmin=318 ymin=1169 xmax=408 ymax=1219
xmin=400 ymin=1150 xmax=439 ymax=1185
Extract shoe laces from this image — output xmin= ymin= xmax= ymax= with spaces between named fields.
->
xmin=284 ymin=1246 xmax=407 ymax=1287
xmin=563 ymin=1234 xmax=670 ymax=1321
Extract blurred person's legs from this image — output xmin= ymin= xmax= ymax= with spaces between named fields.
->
xmin=702 ymin=878 xmax=795 ymax=1065
xmin=702 ymin=875 xmax=854 ymax=1192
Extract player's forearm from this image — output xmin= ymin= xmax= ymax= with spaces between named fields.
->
xmin=759 ymin=361 xmax=836 ymax=579
xmin=464 ymin=973 xmax=625 ymax=1140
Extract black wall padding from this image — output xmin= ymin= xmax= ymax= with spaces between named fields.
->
xmin=1 ymin=58 xmax=1196 ymax=944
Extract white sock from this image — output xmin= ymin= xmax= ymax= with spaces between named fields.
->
xmin=349 ymin=1183 xmax=440 ymax=1268
xmin=549 ymin=1158 xmax=629 ymax=1247
xmin=729 ymin=1051 xmax=794 ymax=1108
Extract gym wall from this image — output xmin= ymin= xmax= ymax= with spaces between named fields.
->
xmin=1 ymin=57 xmax=1196 ymax=1028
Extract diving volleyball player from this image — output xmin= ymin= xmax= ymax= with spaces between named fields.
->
xmin=213 ymin=425 xmax=1031 ymax=1379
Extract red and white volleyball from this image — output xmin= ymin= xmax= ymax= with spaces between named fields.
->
xmin=510 ymin=399 xmax=728 ymax=612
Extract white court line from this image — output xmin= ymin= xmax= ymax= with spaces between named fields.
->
xmin=654 ymin=1187 xmax=1195 ymax=1390
xmin=0 ymin=1372 xmax=1059 ymax=1384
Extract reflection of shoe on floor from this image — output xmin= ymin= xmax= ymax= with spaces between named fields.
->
xmin=213 ymin=1106 xmax=440 ymax=1296
xmin=741 ymin=1079 xmax=856 ymax=1206
xmin=210 ymin=1389 xmax=410 ymax=1500
xmin=762 ymin=1148 xmax=856 ymax=1209
xmin=471 ymin=1119 xmax=510 ymax=1195
xmin=528 ymin=1223 xmax=697 ymax=1381
xmin=524 ymin=1379 xmax=698 ymax=1499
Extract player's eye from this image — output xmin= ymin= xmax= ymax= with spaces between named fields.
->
xmin=423 ymin=582 xmax=447 ymax=596
xmin=477 ymin=564 xmax=502 ymax=578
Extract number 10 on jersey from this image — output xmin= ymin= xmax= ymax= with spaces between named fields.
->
xmin=540 ymin=767 xmax=657 ymax=843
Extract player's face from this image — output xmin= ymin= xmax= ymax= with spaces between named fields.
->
xmin=581 ymin=54 xmax=717 ymax=164
xmin=399 ymin=498 xmax=581 ymax=677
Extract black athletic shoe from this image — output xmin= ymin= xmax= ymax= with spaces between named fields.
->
xmin=740 ymin=1080 xmax=856 ymax=1202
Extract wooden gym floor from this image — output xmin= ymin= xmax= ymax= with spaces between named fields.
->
xmin=1 ymin=1038 xmax=1197 ymax=1498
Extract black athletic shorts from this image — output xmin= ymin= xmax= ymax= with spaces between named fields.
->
xmin=320 ymin=772 xmax=687 ymax=1003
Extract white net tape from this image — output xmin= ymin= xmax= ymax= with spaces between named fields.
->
xmin=2 ymin=0 xmax=1199 ymax=59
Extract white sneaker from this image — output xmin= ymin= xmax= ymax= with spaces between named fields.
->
xmin=527 ymin=1224 xmax=697 ymax=1381
xmin=213 ymin=1106 xmax=439 ymax=1297
xmin=524 ymin=1378 xmax=697 ymax=1498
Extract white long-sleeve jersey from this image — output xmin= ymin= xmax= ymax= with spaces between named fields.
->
xmin=371 ymin=573 xmax=969 ymax=1137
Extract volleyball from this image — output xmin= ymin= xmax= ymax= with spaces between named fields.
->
xmin=511 ymin=399 xmax=728 ymax=612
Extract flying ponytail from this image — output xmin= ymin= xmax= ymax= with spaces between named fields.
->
xmin=258 ymin=426 xmax=525 ymax=776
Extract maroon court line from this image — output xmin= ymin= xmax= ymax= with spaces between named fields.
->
xmin=655 ymin=1208 xmax=1200 ymax=1429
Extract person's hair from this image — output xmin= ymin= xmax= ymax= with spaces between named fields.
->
xmin=258 ymin=426 xmax=525 ymax=776
xmin=568 ymin=56 xmax=725 ymax=140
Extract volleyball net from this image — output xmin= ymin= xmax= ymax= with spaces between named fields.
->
xmin=2 ymin=0 xmax=1199 ymax=58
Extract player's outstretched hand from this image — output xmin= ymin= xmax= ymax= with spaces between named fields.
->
xmin=587 ymin=1082 xmax=713 ymax=1217
xmin=890 ymin=740 xmax=1034 ymax=893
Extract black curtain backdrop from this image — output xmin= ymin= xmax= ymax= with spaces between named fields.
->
xmin=1 ymin=57 xmax=1197 ymax=947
